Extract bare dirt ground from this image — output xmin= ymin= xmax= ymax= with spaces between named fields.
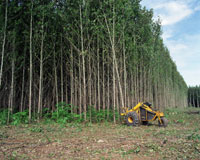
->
xmin=0 ymin=107 xmax=200 ymax=160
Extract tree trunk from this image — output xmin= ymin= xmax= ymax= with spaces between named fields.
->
xmin=70 ymin=45 xmax=74 ymax=109
xmin=54 ymin=44 xmax=59 ymax=106
xmin=38 ymin=13 xmax=44 ymax=118
xmin=104 ymin=5 xmax=125 ymax=122
xmin=198 ymin=89 xmax=200 ymax=108
xmin=123 ymin=28 xmax=127 ymax=108
xmin=7 ymin=35 xmax=16 ymax=124
xmin=29 ymin=0 xmax=33 ymax=122
xmin=80 ymin=5 xmax=86 ymax=120
xmin=0 ymin=0 xmax=8 ymax=87
xmin=88 ymin=46 xmax=92 ymax=107
xmin=102 ymin=45 xmax=105 ymax=114
xmin=97 ymin=38 xmax=100 ymax=111
xmin=113 ymin=52 xmax=116 ymax=123
xmin=93 ymin=55 xmax=97 ymax=110
xmin=60 ymin=35 xmax=64 ymax=104
xmin=74 ymin=70 xmax=78 ymax=113
xmin=65 ymin=62 xmax=68 ymax=105
xmin=107 ymin=62 xmax=110 ymax=120
xmin=193 ymin=90 xmax=195 ymax=107
xmin=20 ymin=40 xmax=27 ymax=112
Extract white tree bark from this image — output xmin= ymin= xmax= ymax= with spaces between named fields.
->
xmin=0 ymin=0 xmax=8 ymax=87
xmin=29 ymin=0 xmax=33 ymax=122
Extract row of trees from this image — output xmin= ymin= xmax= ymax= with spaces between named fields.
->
xmin=188 ymin=86 xmax=200 ymax=107
xmin=0 ymin=0 xmax=188 ymax=122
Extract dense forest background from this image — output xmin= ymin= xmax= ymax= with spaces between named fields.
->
xmin=0 ymin=0 xmax=189 ymax=123
xmin=188 ymin=86 xmax=200 ymax=108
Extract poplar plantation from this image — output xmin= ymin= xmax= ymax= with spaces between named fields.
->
xmin=0 ymin=0 xmax=188 ymax=123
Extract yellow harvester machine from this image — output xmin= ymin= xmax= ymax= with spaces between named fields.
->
xmin=121 ymin=102 xmax=168 ymax=127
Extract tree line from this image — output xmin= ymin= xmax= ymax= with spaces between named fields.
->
xmin=188 ymin=86 xmax=200 ymax=108
xmin=0 ymin=0 xmax=188 ymax=123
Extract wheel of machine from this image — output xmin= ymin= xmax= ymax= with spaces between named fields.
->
xmin=142 ymin=121 xmax=149 ymax=125
xmin=125 ymin=112 xmax=139 ymax=126
xmin=158 ymin=117 xmax=168 ymax=127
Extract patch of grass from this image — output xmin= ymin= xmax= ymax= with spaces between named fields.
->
xmin=0 ymin=131 xmax=9 ymax=138
xmin=29 ymin=126 xmax=43 ymax=133
xmin=45 ymin=126 xmax=56 ymax=132
xmin=1 ymin=102 xmax=121 ymax=126
xmin=43 ymin=133 xmax=51 ymax=143
xmin=176 ymin=119 xmax=184 ymax=123
xmin=122 ymin=147 xmax=140 ymax=156
xmin=11 ymin=110 xmax=29 ymax=125
xmin=75 ymin=126 xmax=83 ymax=133
xmin=187 ymin=133 xmax=200 ymax=141
xmin=169 ymin=147 xmax=176 ymax=151
xmin=100 ymin=157 xmax=111 ymax=160
xmin=194 ymin=143 xmax=200 ymax=153
xmin=48 ymin=153 xmax=56 ymax=158
xmin=7 ymin=151 xmax=30 ymax=160
xmin=145 ymin=143 xmax=161 ymax=152
xmin=0 ymin=109 xmax=8 ymax=125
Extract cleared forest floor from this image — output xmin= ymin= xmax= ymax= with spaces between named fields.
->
xmin=0 ymin=107 xmax=200 ymax=160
